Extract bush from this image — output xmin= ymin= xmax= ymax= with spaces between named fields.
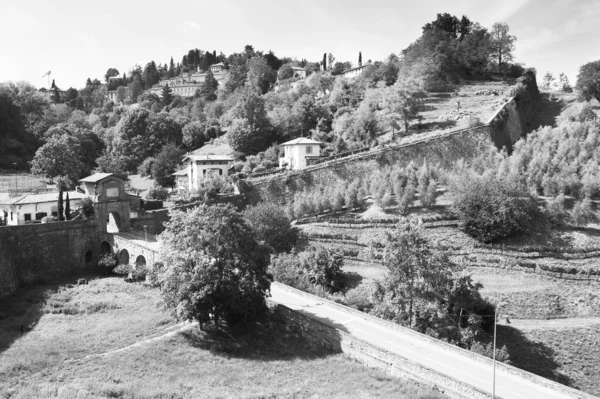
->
xmin=570 ymin=197 xmax=598 ymax=227
xmin=80 ymin=197 xmax=95 ymax=218
xmin=345 ymin=284 xmax=374 ymax=312
xmin=470 ymin=342 xmax=511 ymax=364
xmin=143 ymin=199 xmax=163 ymax=210
xmin=99 ymin=253 xmax=117 ymax=273
xmin=545 ymin=194 xmax=568 ymax=227
xmin=449 ymin=173 xmax=543 ymax=243
xmin=300 ymin=246 xmax=344 ymax=292
xmin=244 ymin=202 xmax=299 ymax=253
xmin=147 ymin=186 xmax=169 ymax=201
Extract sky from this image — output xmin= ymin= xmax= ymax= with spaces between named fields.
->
xmin=1 ymin=0 xmax=599 ymax=90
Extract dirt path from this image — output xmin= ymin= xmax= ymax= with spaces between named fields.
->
xmin=498 ymin=317 xmax=600 ymax=330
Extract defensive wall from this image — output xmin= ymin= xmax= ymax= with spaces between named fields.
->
xmin=244 ymin=72 xmax=540 ymax=205
xmin=0 ymin=219 xmax=100 ymax=298
xmin=268 ymin=282 xmax=595 ymax=399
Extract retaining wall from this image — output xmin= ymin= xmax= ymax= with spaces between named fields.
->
xmin=0 ymin=219 xmax=99 ymax=298
xmin=270 ymin=282 xmax=596 ymax=399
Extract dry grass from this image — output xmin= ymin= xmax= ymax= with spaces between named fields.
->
xmin=0 ymin=276 xmax=445 ymax=399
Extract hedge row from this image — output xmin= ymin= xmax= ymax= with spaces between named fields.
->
xmin=474 ymin=242 xmax=600 ymax=256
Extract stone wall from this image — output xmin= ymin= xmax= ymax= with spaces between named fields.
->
xmin=130 ymin=195 xmax=246 ymax=235
xmin=0 ymin=219 xmax=99 ymax=298
xmin=269 ymin=282 xmax=596 ymax=399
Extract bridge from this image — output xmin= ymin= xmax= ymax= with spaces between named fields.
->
xmin=100 ymin=229 xmax=160 ymax=270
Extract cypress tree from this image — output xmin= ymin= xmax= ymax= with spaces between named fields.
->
xmin=359 ymin=51 xmax=362 ymax=66
xmin=162 ymin=84 xmax=173 ymax=105
xmin=65 ymin=192 xmax=71 ymax=220
xmin=57 ymin=189 xmax=64 ymax=221
xmin=323 ymin=53 xmax=327 ymax=70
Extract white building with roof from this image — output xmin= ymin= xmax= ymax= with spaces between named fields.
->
xmin=179 ymin=153 xmax=234 ymax=191
xmin=150 ymin=63 xmax=229 ymax=98
xmin=341 ymin=63 xmax=373 ymax=79
xmin=0 ymin=191 xmax=88 ymax=225
xmin=279 ymin=138 xmax=322 ymax=170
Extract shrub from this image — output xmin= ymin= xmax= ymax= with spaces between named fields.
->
xmin=470 ymin=342 xmax=511 ymax=364
xmin=147 ymin=186 xmax=169 ymax=201
xmin=80 ymin=197 xmax=95 ymax=218
xmin=98 ymin=253 xmax=117 ymax=273
xmin=345 ymin=284 xmax=374 ymax=312
xmin=244 ymin=202 xmax=299 ymax=253
xmin=269 ymin=253 xmax=306 ymax=288
xmin=300 ymin=246 xmax=344 ymax=292
xmin=143 ymin=200 xmax=163 ymax=210
xmin=578 ymin=104 xmax=597 ymax=122
xmin=545 ymin=194 xmax=568 ymax=227
xmin=449 ymin=172 xmax=543 ymax=243
xmin=570 ymin=197 xmax=598 ymax=227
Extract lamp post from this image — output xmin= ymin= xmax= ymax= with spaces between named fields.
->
xmin=143 ymin=224 xmax=148 ymax=244
xmin=493 ymin=302 xmax=506 ymax=399
xmin=12 ymin=163 xmax=17 ymax=194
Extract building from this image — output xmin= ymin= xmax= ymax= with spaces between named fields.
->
xmin=107 ymin=90 xmax=118 ymax=103
xmin=79 ymin=173 xmax=131 ymax=233
xmin=180 ymin=153 xmax=234 ymax=191
xmin=150 ymin=63 xmax=229 ymax=98
xmin=279 ymin=138 xmax=322 ymax=170
xmin=291 ymin=66 xmax=307 ymax=79
xmin=172 ymin=169 xmax=189 ymax=192
xmin=341 ymin=62 xmax=373 ymax=79
xmin=0 ymin=191 xmax=88 ymax=226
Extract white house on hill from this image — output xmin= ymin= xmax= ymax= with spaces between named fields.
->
xmin=178 ymin=153 xmax=234 ymax=191
xmin=279 ymin=138 xmax=322 ymax=170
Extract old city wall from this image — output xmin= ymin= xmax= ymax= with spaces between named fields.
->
xmin=0 ymin=219 xmax=99 ymax=298
xmin=130 ymin=194 xmax=246 ymax=235
xmin=268 ymin=283 xmax=596 ymax=399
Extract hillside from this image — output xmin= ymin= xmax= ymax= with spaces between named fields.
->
xmin=0 ymin=92 xmax=39 ymax=170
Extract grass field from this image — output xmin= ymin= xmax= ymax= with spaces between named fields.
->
xmin=0 ymin=275 xmax=445 ymax=399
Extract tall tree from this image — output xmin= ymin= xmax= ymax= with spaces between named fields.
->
xmin=104 ymin=68 xmax=120 ymax=83
xmin=199 ymin=69 xmax=219 ymax=101
xmin=151 ymin=204 xmax=271 ymax=328
xmin=246 ymin=56 xmax=276 ymax=94
xmin=30 ymin=134 xmax=84 ymax=186
xmin=381 ymin=82 xmax=426 ymax=136
xmin=162 ymin=84 xmax=173 ymax=105
xmin=167 ymin=57 xmax=175 ymax=78
xmin=151 ymin=143 xmax=185 ymax=187
xmin=359 ymin=51 xmax=363 ymax=66
xmin=489 ymin=22 xmax=516 ymax=73
xmin=57 ymin=189 xmax=64 ymax=221
xmin=328 ymin=53 xmax=335 ymax=70
xmin=322 ymin=53 xmax=327 ymax=70
xmin=575 ymin=60 xmax=600 ymax=102
xmin=64 ymin=191 xmax=71 ymax=220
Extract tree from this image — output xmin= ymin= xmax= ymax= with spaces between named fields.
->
xmin=246 ymin=56 xmax=277 ymax=94
xmin=162 ymin=84 xmax=173 ymax=106
xmin=575 ymin=60 xmax=600 ymax=102
xmin=322 ymin=53 xmax=327 ymax=70
xmin=541 ymin=72 xmax=555 ymax=90
xmin=104 ymin=68 xmax=119 ymax=83
xmin=167 ymin=57 xmax=175 ymax=78
xmin=116 ymin=86 xmax=127 ymax=104
xmin=489 ymin=22 xmax=516 ymax=73
xmin=359 ymin=51 xmax=362 ymax=66
xmin=278 ymin=63 xmax=294 ymax=81
xmin=378 ymin=220 xmax=453 ymax=328
xmin=30 ymin=134 xmax=84 ymax=186
xmin=244 ymin=203 xmax=299 ymax=253
xmin=328 ymin=53 xmax=335 ymax=70
xmin=198 ymin=69 xmax=219 ymax=101
xmin=64 ymin=191 xmax=71 ymax=220
xmin=143 ymin=61 xmax=160 ymax=89
xmin=151 ymin=143 xmax=185 ymax=187
xmin=150 ymin=204 xmax=271 ymax=328
xmin=57 ymin=189 xmax=64 ymax=221
xmin=381 ymin=82 xmax=426 ymax=136
xmin=227 ymin=90 xmax=274 ymax=155
xmin=558 ymin=73 xmax=573 ymax=93
xmin=182 ymin=120 xmax=206 ymax=149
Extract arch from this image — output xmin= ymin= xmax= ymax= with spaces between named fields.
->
xmin=118 ymin=249 xmax=130 ymax=265
xmin=100 ymin=241 xmax=112 ymax=255
xmin=85 ymin=250 xmax=93 ymax=264
xmin=135 ymin=255 xmax=147 ymax=268
xmin=107 ymin=212 xmax=121 ymax=233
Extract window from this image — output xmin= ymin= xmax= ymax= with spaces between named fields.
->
xmin=51 ymin=212 xmax=58 ymax=217
xmin=35 ymin=212 xmax=47 ymax=220
xmin=306 ymin=146 xmax=313 ymax=154
xmin=24 ymin=214 xmax=31 ymax=221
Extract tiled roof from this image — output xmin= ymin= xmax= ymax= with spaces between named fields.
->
xmin=172 ymin=169 xmax=189 ymax=176
xmin=281 ymin=138 xmax=322 ymax=146
xmin=78 ymin=173 xmax=121 ymax=183
xmin=183 ymin=154 xmax=234 ymax=161
xmin=0 ymin=191 xmax=88 ymax=205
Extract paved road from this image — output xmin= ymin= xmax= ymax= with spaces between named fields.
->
xmin=270 ymin=284 xmax=590 ymax=399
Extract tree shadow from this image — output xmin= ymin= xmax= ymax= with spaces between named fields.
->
xmin=530 ymin=93 xmax=565 ymax=131
xmin=339 ymin=271 xmax=363 ymax=291
xmin=180 ymin=307 xmax=343 ymax=361
xmin=416 ymin=120 xmax=457 ymax=131
xmin=0 ymin=271 xmax=105 ymax=354
xmin=482 ymin=325 xmax=573 ymax=387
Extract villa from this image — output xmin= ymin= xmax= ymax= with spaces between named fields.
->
xmin=279 ymin=138 xmax=322 ymax=170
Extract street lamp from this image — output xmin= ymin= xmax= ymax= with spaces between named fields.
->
xmin=143 ymin=224 xmax=148 ymax=244
xmin=493 ymin=302 xmax=507 ymax=399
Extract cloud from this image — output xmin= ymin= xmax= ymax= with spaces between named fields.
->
xmin=184 ymin=21 xmax=201 ymax=30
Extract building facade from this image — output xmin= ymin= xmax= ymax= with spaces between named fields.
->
xmin=341 ymin=63 xmax=373 ymax=79
xmin=0 ymin=191 xmax=87 ymax=226
xmin=177 ymin=154 xmax=234 ymax=191
xmin=279 ymin=138 xmax=322 ymax=170
xmin=150 ymin=63 xmax=229 ymax=98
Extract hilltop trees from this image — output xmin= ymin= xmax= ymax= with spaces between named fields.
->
xmin=576 ymin=60 xmax=600 ymax=102
xmin=30 ymin=133 xmax=84 ymax=186
xmin=489 ymin=22 xmax=516 ymax=73
xmin=151 ymin=204 xmax=271 ymax=328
